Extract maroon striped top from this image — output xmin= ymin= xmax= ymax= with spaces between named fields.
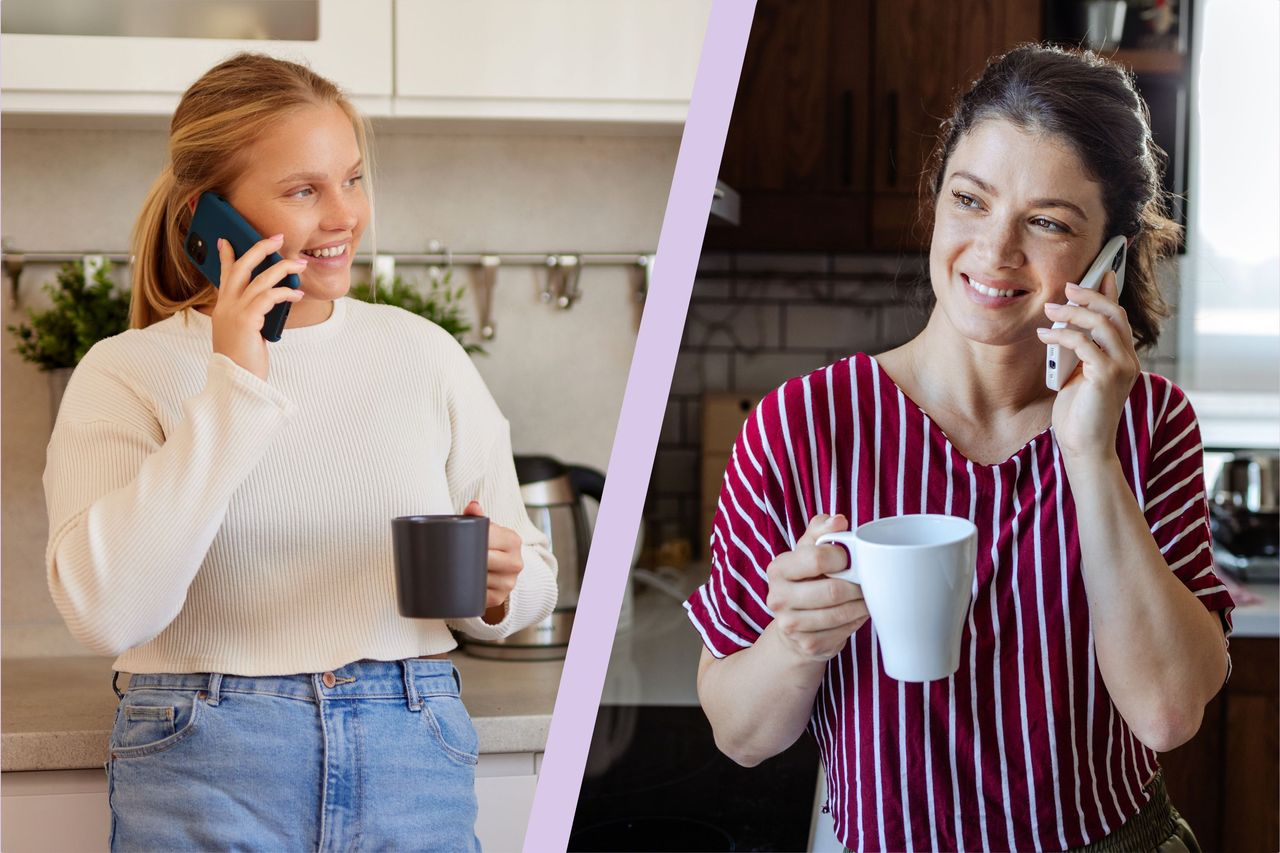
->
xmin=685 ymin=352 xmax=1234 ymax=852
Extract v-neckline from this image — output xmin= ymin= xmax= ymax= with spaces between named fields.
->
xmin=865 ymin=353 xmax=1053 ymax=470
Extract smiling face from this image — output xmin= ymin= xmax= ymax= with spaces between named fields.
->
xmin=219 ymin=102 xmax=370 ymax=306
xmin=928 ymin=118 xmax=1109 ymax=347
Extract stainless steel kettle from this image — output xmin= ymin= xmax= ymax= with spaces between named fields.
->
xmin=460 ymin=455 xmax=605 ymax=660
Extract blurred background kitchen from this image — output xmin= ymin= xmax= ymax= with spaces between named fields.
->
xmin=0 ymin=1 xmax=710 ymax=850
xmin=574 ymin=1 xmax=1280 ymax=851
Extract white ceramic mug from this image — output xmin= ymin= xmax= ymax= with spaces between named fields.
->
xmin=817 ymin=514 xmax=978 ymax=682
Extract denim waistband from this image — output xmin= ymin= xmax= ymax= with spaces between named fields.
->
xmin=119 ymin=658 xmax=460 ymax=708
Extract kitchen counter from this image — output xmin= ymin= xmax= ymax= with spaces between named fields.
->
xmin=1228 ymin=577 xmax=1280 ymax=637
xmin=0 ymin=653 xmax=562 ymax=772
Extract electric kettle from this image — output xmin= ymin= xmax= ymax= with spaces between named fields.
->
xmin=460 ymin=455 xmax=605 ymax=660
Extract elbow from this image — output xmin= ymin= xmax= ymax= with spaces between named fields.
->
xmin=711 ymin=729 xmax=768 ymax=768
xmin=1130 ymin=702 xmax=1205 ymax=753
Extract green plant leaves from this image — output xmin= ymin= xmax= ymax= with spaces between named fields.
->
xmin=348 ymin=269 xmax=486 ymax=356
xmin=5 ymin=260 xmax=131 ymax=370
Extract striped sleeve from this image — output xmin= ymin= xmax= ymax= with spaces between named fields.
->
xmin=685 ymin=387 xmax=799 ymax=657
xmin=1143 ymin=377 xmax=1235 ymax=634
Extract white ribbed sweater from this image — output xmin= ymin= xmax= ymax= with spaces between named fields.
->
xmin=43 ymin=297 xmax=557 ymax=675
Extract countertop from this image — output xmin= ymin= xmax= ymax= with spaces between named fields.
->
xmin=0 ymin=653 xmax=562 ymax=773
xmin=601 ymin=565 xmax=1280 ymax=708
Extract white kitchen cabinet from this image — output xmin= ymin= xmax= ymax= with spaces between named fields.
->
xmin=0 ymin=752 xmax=543 ymax=852
xmin=0 ymin=1 xmax=394 ymax=117
xmin=391 ymin=0 xmax=711 ymax=124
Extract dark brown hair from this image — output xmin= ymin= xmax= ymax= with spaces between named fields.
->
xmin=919 ymin=43 xmax=1179 ymax=350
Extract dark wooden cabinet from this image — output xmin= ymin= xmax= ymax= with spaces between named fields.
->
xmin=707 ymin=0 xmax=1040 ymax=254
xmin=1161 ymin=636 xmax=1279 ymax=853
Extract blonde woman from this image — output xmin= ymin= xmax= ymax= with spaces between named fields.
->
xmin=43 ymin=52 xmax=557 ymax=851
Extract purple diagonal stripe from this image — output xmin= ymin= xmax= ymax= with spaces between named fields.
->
xmin=520 ymin=2 xmax=756 ymax=850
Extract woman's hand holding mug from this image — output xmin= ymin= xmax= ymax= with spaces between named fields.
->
xmin=462 ymin=501 xmax=525 ymax=614
xmin=210 ymin=234 xmax=307 ymax=381
xmin=766 ymin=513 xmax=870 ymax=662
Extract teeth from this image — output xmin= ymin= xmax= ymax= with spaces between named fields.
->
xmin=966 ymin=276 xmax=1017 ymax=299
xmin=302 ymin=244 xmax=346 ymax=258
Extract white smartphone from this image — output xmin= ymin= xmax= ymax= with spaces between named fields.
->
xmin=1045 ymin=234 xmax=1128 ymax=391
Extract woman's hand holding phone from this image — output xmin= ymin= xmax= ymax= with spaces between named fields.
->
xmin=1038 ymin=270 xmax=1142 ymax=463
xmin=766 ymin=513 xmax=870 ymax=662
xmin=210 ymin=234 xmax=307 ymax=380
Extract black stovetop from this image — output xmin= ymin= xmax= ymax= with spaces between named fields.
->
xmin=570 ymin=705 xmax=820 ymax=852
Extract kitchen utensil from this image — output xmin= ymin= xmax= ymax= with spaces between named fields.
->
xmin=461 ymin=455 xmax=605 ymax=660
xmin=1209 ymin=449 xmax=1279 ymax=582
xmin=1083 ymin=0 xmax=1128 ymax=50
xmin=392 ymin=514 xmax=489 ymax=618
xmin=818 ymin=514 xmax=978 ymax=682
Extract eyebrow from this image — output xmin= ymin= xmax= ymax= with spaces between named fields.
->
xmin=276 ymin=159 xmax=363 ymax=185
xmin=950 ymin=170 xmax=1089 ymax=220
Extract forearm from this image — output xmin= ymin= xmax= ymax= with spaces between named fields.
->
xmin=1064 ymin=453 xmax=1227 ymax=751
xmin=46 ymin=355 xmax=294 ymax=655
xmin=697 ymin=621 xmax=828 ymax=767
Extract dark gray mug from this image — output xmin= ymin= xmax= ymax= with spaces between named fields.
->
xmin=392 ymin=515 xmax=488 ymax=618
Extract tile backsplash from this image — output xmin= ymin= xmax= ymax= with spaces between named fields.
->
xmin=648 ymin=251 xmax=1182 ymax=559
xmin=1 ymin=124 xmax=676 ymax=655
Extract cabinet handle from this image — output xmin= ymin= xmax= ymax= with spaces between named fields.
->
xmin=841 ymin=89 xmax=853 ymax=188
xmin=887 ymin=90 xmax=899 ymax=188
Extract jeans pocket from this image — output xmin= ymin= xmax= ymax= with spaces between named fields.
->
xmin=421 ymin=695 xmax=479 ymax=766
xmin=110 ymin=690 xmax=203 ymax=759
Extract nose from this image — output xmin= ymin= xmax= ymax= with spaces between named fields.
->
xmin=319 ymin=187 xmax=362 ymax=234
xmin=976 ymin=215 xmax=1025 ymax=269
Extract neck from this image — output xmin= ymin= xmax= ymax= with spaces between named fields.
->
xmin=899 ymin=311 xmax=1055 ymax=425
xmin=194 ymin=297 xmax=335 ymax=328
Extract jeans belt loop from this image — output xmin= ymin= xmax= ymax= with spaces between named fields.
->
xmin=205 ymin=673 xmax=224 ymax=706
xmin=111 ymin=671 xmax=124 ymax=699
xmin=401 ymin=660 xmax=422 ymax=711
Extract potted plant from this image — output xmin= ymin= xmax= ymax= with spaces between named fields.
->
xmin=6 ymin=259 xmax=131 ymax=422
xmin=348 ymin=268 xmax=486 ymax=356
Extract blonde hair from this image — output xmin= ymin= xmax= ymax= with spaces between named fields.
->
xmin=129 ymin=51 xmax=376 ymax=329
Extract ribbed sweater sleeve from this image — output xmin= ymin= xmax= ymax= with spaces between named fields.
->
xmin=434 ymin=336 xmax=558 ymax=640
xmin=44 ymin=350 xmax=297 ymax=656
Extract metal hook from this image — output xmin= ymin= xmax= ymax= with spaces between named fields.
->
xmin=3 ymin=238 xmax=25 ymax=308
xmin=634 ymin=254 xmax=654 ymax=303
xmin=541 ymin=255 xmax=559 ymax=304
xmin=475 ymin=255 xmax=500 ymax=340
xmin=555 ymin=254 xmax=581 ymax=310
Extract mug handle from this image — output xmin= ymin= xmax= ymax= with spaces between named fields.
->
xmin=815 ymin=531 xmax=860 ymax=584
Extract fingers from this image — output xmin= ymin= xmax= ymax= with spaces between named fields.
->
xmin=770 ymin=576 xmax=863 ymax=613
xmin=1042 ymin=302 xmax=1126 ymax=353
xmin=224 ymin=234 xmax=290 ymax=293
xmin=796 ymin=512 xmax=848 ymax=549
xmin=249 ymin=285 xmax=304 ymax=320
xmin=243 ymin=256 xmax=308 ymax=302
xmin=462 ymin=500 xmax=484 ymax=517
xmin=1038 ymin=325 xmax=1106 ymax=368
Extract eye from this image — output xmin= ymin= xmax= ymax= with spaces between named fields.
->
xmin=1030 ymin=216 xmax=1068 ymax=233
xmin=345 ymin=174 xmax=363 ymax=188
xmin=951 ymin=190 xmax=983 ymax=210
xmin=287 ymin=186 xmax=313 ymax=200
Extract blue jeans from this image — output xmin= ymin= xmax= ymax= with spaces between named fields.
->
xmin=106 ymin=658 xmax=481 ymax=852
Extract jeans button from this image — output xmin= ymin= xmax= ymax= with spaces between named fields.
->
xmin=322 ymin=671 xmax=336 ymax=688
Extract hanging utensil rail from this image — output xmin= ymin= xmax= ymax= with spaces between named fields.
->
xmin=6 ymin=251 xmax=652 ymax=267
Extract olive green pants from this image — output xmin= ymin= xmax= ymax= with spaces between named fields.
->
xmin=840 ymin=770 xmax=1199 ymax=852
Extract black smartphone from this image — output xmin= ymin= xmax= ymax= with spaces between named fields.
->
xmin=184 ymin=191 xmax=300 ymax=342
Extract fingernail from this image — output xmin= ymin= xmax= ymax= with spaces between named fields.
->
xmin=295 ymin=256 xmax=309 ymax=264
xmin=1065 ymin=282 xmax=1080 ymax=290
xmin=1036 ymin=327 xmax=1050 ymax=336
xmin=216 ymin=238 xmax=226 ymax=251
xmin=270 ymin=233 xmax=284 ymax=242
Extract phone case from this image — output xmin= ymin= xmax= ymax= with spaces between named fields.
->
xmin=184 ymin=191 xmax=300 ymax=343
xmin=1045 ymin=234 xmax=1128 ymax=391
